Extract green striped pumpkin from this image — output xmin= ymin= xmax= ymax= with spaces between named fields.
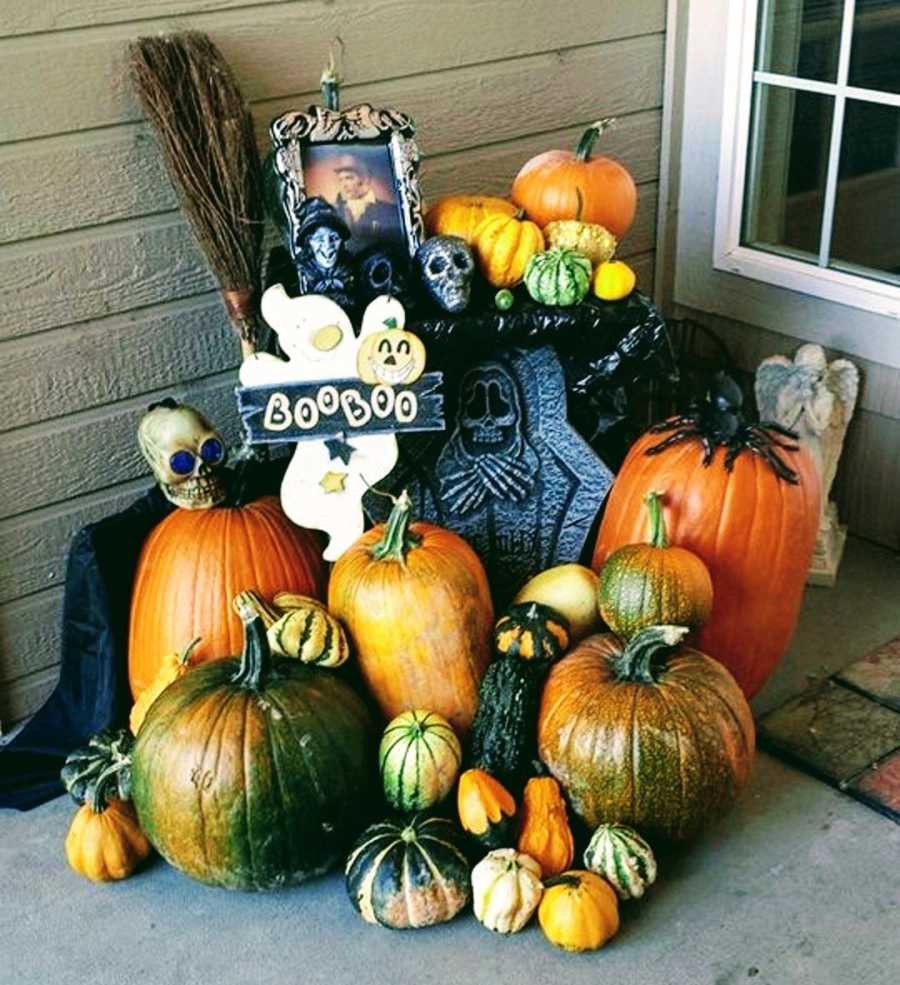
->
xmin=268 ymin=599 xmax=349 ymax=668
xmin=524 ymin=248 xmax=592 ymax=306
xmin=583 ymin=823 xmax=657 ymax=900
xmin=345 ymin=815 xmax=470 ymax=928
xmin=379 ymin=709 xmax=461 ymax=812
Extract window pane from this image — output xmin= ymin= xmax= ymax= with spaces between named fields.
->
xmin=756 ymin=0 xmax=843 ymax=82
xmin=829 ymin=100 xmax=900 ymax=284
xmin=849 ymin=0 xmax=900 ymax=95
xmin=743 ymin=84 xmax=834 ymax=259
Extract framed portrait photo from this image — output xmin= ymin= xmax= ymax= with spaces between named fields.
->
xmin=269 ymin=103 xmax=425 ymax=260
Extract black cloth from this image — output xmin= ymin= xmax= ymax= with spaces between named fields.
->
xmin=0 ymin=488 xmax=171 ymax=810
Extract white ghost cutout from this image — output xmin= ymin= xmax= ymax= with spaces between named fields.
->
xmin=239 ymin=287 xmax=402 ymax=561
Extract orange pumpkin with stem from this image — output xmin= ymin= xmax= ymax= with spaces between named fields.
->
xmin=328 ymin=491 xmax=493 ymax=734
xmin=511 ymin=119 xmax=637 ymax=238
xmin=593 ymin=381 xmax=821 ymax=697
xmin=128 ymin=495 xmax=325 ymax=698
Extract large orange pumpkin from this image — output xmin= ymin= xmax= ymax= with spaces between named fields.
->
xmin=128 ymin=495 xmax=325 ymax=698
xmin=511 ymin=120 xmax=637 ymax=238
xmin=593 ymin=426 xmax=821 ymax=698
xmin=328 ymin=491 xmax=493 ymax=734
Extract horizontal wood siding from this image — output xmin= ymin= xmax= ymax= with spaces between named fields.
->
xmin=0 ymin=0 xmax=665 ymax=730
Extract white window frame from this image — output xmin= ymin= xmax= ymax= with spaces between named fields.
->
xmin=715 ymin=0 xmax=900 ymax=318
xmin=666 ymin=0 xmax=900 ymax=369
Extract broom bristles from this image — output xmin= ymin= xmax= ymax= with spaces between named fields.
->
xmin=129 ymin=32 xmax=264 ymax=310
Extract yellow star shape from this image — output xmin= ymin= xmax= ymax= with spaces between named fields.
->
xmin=319 ymin=470 xmax=348 ymax=493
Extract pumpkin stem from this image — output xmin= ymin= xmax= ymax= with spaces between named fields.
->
xmin=232 ymin=592 xmax=274 ymax=691
xmin=543 ymin=872 xmax=582 ymax=889
xmin=87 ymin=758 xmax=130 ymax=814
xmin=613 ymin=625 xmax=689 ymax=683
xmin=644 ymin=491 xmax=669 ymax=548
xmin=371 ymin=489 xmax=421 ymax=564
xmin=178 ymin=637 xmax=202 ymax=667
xmin=575 ymin=118 xmax=616 ymax=162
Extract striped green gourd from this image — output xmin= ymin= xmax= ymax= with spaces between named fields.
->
xmin=345 ymin=815 xmax=470 ymax=929
xmin=524 ymin=248 xmax=592 ymax=306
xmin=583 ymin=822 xmax=657 ymax=900
xmin=379 ymin=709 xmax=461 ymax=812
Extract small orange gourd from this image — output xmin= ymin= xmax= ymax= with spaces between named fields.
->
xmin=425 ymin=195 xmax=518 ymax=244
xmin=517 ymin=776 xmax=574 ymax=877
xmin=538 ymin=870 xmax=620 ymax=952
xmin=129 ymin=638 xmax=199 ymax=734
xmin=457 ymin=768 xmax=516 ymax=848
xmin=65 ymin=786 xmax=151 ymax=883
xmin=471 ymin=211 xmax=545 ymax=288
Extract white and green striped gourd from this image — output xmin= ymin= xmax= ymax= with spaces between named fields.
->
xmin=379 ymin=709 xmax=462 ymax=812
xmin=524 ymin=248 xmax=592 ymax=306
xmin=583 ymin=822 xmax=657 ymax=900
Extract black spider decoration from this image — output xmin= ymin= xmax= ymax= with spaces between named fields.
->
xmin=646 ymin=372 xmax=802 ymax=483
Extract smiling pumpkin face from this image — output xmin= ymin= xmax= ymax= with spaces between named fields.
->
xmin=357 ymin=328 xmax=427 ymax=386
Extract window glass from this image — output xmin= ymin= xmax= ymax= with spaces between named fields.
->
xmin=756 ymin=0 xmax=844 ymax=82
xmin=742 ymin=84 xmax=834 ymax=259
xmin=849 ymin=0 xmax=900 ymax=94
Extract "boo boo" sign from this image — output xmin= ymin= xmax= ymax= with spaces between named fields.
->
xmin=236 ymin=373 xmax=445 ymax=443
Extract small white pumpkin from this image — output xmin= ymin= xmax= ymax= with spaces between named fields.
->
xmin=471 ymin=848 xmax=543 ymax=933
xmin=583 ymin=822 xmax=658 ymax=900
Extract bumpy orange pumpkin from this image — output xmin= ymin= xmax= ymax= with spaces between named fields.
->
xmin=511 ymin=120 xmax=637 ymax=238
xmin=593 ymin=423 xmax=820 ymax=697
xmin=128 ymin=495 xmax=326 ymax=698
xmin=425 ymin=195 xmax=518 ymax=244
xmin=65 ymin=798 xmax=151 ymax=883
xmin=328 ymin=491 xmax=493 ymax=734
xmin=471 ymin=211 xmax=545 ymax=288
xmin=517 ymin=776 xmax=574 ymax=877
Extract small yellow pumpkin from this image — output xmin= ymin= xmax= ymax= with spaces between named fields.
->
xmin=517 ymin=776 xmax=575 ymax=878
xmin=538 ymin=870 xmax=620 ymax=952
xmin=593 ymin=259 xmax=636 ymax=301
xmin=425 ymin=195 xmax=518 ymax=244
xmin=457 ymin=768 xmax=516 ymax=848
xmin=65 ymin=798 xmax=151 ymax=883
xmin=471 ymin=211 xmax=545 ymax=288
xmin=129 ymin=637 xmax=199 ymax=734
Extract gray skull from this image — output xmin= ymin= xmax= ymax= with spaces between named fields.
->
xmin=415 ymin=235 xmax=474 ymax=313
xmin=137 ymin=400 xmax=228 ymax=510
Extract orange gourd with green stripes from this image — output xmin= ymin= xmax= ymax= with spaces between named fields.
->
xmin=471 ymin=211 xmax=544 ymax=288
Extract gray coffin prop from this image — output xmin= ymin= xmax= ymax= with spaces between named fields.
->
xmin=382 ymin=345 xmax=614 ymax=607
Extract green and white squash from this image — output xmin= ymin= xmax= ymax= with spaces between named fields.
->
xmin=471 ymin=848 xmax=544 ymax=933
xmin=61 ymin=728 xmax=133 ymax=806
xmin=379 ymin=709 xmax=462 ymax=812
xmin=583 ymin=823 xmax=658 ymax=900
xmin=345 ymin=815 xmax=470 ymax=929
xmin=524 ymin=248 xmax=592 ymax=307
xmin=268 ymin=600 xmax=349 ymax=668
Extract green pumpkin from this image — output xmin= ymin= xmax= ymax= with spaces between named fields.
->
xmin=379 ymin=709 xmax=462 ymax=812
xmin=131 ymin=594 xmax=376 ymax=890
xmin=584 ymin=823 xmax=658 ymax=900
xmin=61 ymin=728 xmax=133 ymax=806
xmin=345 ymin=815 xmax=471 ymax=928
xmin=524 ymin=248 xmax=592 ymax=306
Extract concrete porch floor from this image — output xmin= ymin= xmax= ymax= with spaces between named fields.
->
xmin=3 ymin=537 xmax=899 ymax=985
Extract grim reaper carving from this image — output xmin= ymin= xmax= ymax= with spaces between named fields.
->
xmin=437 ymin=363 xmax=539 ymax=514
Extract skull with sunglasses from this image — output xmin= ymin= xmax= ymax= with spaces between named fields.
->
xmin=137 ymin=399 xmax=228 ymax=509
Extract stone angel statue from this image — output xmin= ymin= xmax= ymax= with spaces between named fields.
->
xmin=755 ymin=343 xmax=859 ymax=584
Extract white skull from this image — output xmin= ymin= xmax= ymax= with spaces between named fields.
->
xmin=137 ymin=401 xmax=227 ymax=510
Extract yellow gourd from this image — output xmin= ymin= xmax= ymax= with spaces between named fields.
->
xmin=592 ymin=260 xmax=636 ymax=301
xmin=538 ymin=870 xmax=620 ymax=952
xmin=65 ymin=798 xmax=151 ymax=883
xmin=517 ymin=777 xmax=575 ymax=878
xmin=129 ymin=638 xmax=199 ymax=734
xmin=471 ymin=212 xmax=545 ymax=288
xmin=543 ymin=219 xmax=617 ymax=266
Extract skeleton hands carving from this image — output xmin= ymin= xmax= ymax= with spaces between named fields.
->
xmin=137 ymin=400 xmax=228 ymax=509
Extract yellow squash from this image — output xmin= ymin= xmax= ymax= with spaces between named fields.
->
xmin=65 ymin=799 xmax=151 ymax=883
xmin=471 ymin=212 xmax=545 ymax=288
xmin=538 ymin=870 xmax=620 ymax=952
xmin=129 ymin=638 xmax=199 ymax=734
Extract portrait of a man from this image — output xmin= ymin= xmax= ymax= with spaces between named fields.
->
xmin=301 ymin=142 xmax=405 ymax=254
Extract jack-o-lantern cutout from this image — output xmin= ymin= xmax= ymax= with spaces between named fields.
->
xmin=357 ymin=323 xmax=427 ymax=387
